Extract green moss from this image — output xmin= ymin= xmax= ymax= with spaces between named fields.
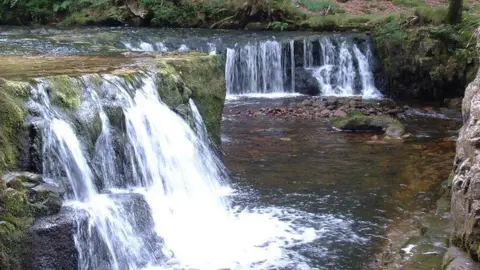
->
xmin=45 ymin=75 xmax=81 ymax=110
xmin=159 ymin=54 xmax=226 ymax=144
xmin=156 ymin=62 xmax=186 ymax=108
xmin=0 ymin=79 xmax=29 ymax=174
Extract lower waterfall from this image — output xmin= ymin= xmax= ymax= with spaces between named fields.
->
xmin=26 ymin=72 xmax=365 ymax=269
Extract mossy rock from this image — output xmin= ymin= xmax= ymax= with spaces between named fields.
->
xmin=0 ymin=79 xmax=29 ymax=174
xmin=156 ymin=62 xmax=188 ymax=108
xmin=44 ymin=75 xmax=81 ymax=110
xmin=331 ymin=115 xmax=405 ymax=136
xmin=157 ymin=54 xmax=226 ymax=145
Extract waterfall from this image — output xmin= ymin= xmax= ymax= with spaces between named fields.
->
xmin=207 ymin=42 xmax=217 ymax=55
xmin=290 ymin=40 xmax=295 ymax=92
xmin=189 ymin=99 xmax=209 ymax=144
xmin=309 ymin=38 xmax=383 ymax=98
xmin=30 ymin=77 xmax=158 ymax=269
xmin=224 ymin=40 xmax=286 ymax=96
xmin=114 ymin=33 xmax=382 ymax=98
xmin=353 ymin=44 xmax=383 ymax=99
xmin=303 ymin=38 xmax=314 ymax=68
xmin=224 ymin=37 xmax=381 ymax=98
xmin=27 ymin=71 xmax=324 ymax=269
xmin=225 ymin=48 xmax=236 ymax=95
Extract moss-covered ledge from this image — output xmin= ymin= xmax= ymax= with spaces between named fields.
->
xmin=155 ymin=52 xmax=226 ymax=145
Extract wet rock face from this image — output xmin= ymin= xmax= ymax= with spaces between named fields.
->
xmin=373 ymin=28 xmax=478 ymax=101
xmin=451 ymin=68 xmax=480 ymax=261
xmin=25 ymin=207 xmax=86 ymax=270
xmin=0 ymin=172 xmax=63 ymax=269
xmin=294 ymin=68 xmax=321 ymax=96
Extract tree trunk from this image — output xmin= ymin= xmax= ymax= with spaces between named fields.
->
xmin=448 ymin=0 xmax=463 ymax=25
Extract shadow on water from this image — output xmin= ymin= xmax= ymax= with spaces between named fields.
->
xmin=221 ymin=96 xmax=459 ymax=269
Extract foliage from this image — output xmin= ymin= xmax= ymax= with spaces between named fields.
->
xmin=268 ymin=21 xmax=288 ymax=30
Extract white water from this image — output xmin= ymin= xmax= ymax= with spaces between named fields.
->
xmin=225 ymin=37 xmax=382 ymax=99
xmin=31 ymin=78 xmax=155 ymax=269
xmin=353 ymin=45 xmax=383 ymax=99
xmin=27 ymin=72 xmax=371 ymax=269
xmin=118 ymin=35 xmax=382 ymax=99
xmin=308 ymin=38 xmax=383 ymax=99
xmin=189 ymin=99 xmax=209 ymax=144
xmin=225 ymin=41 xmax=286 ymax=95
xmin=290 ymin=40 xmax=295 ymax=92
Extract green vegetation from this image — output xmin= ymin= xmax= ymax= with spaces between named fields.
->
xmin=298 ymin=0 xmax=344 ymax=14
xmin=268 ymin=21 xmax=289 ymax=31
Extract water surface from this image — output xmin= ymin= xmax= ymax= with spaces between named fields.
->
xmin=222 ymin=97 xmax=458 ymax=269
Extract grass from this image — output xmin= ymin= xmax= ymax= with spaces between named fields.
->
xmin=414 ymin=7 xmax=448 ymax=25
xmin=298 ymin=0 xmax=344 ymax=14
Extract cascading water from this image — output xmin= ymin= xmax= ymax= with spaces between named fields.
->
xmin=224 ymin=37 xmax=382 ymax=98
xmin=26 ymin=71 xmax=365 ymax=269
xmin=111 ymin=32 xmax=383 ymax=98
xmin=353 ymin=44 xmax=382 ymax=99
xmin=308 ymin=38 xmax=383 ymax=98
xmin=30 ymin=78 xmax=158 ymax=269
xmin=226 ymin=41 xmax=286 ymax=95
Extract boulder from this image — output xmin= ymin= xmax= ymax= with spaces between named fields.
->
xmin=25 ymin=193 xmax=163 ymax=270
xmin=294 ymin=68 xmax=321 ymax=96
xmin=25 ymin=207 xmax=87 ymax=270
xmin=330 ymin=114 xmax=405 ymax=137
xmin=450 ymin=64 xmax=480 ymax=260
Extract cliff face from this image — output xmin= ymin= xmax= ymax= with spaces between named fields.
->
xmin=450 ymin=29 xmax=480 ymax=263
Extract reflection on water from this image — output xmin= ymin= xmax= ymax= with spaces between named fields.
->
xmin=221 ymin=97 xmax=458 ymax=269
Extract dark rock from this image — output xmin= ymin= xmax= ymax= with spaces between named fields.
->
xmin=25 ymin=193 xmax=163 ymax=270
xmin=294 ymin=68 xmax=321 ymax=96
xmin=25 ymin=207 xmax=87 ymax=270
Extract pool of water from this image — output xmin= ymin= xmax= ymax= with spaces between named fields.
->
xmin=221 ymin=96 xmax=459 ymax=269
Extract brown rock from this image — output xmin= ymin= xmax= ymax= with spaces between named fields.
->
xmin=333 ymin=109 xmax=347 ymax=117
xmin=320 ymin=109 xmax=331 ymax=117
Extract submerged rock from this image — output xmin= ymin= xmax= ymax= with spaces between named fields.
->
xmin=330 ymin=114 xmax=405 ymax=138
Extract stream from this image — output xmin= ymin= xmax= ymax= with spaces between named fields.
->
xmin=0 ymin=27 xmax=460 ymax=269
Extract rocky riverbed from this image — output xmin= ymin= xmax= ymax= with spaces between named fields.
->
xmin=237 ymin=97 xmax=405 ymax=119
